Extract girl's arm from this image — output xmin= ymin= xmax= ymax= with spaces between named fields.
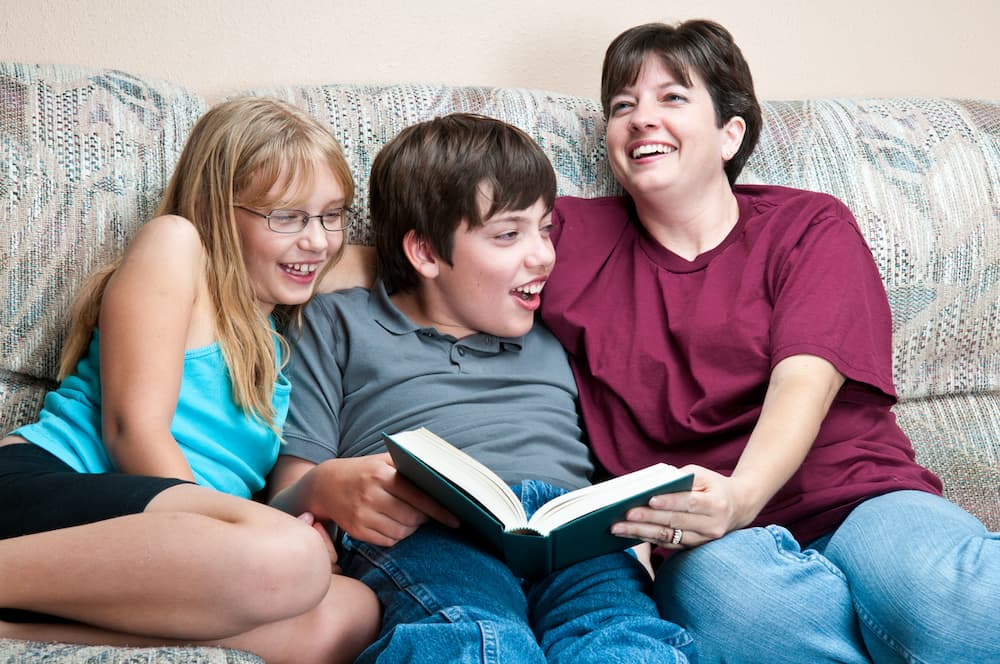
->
xmin=615 ymin=354 xmax=844 ymax=547
xmin=97 ymin=216 xmax=208 ymax=481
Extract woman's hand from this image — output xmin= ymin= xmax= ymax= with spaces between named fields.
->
xmin=611 ymin=464 xmax=760 ymax=550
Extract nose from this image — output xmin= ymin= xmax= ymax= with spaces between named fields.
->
xmin=297 ymin=217 xmax=332 ymax=253
xmin=525 ymin=230 xmax=555 ymax=271
xmin=629 ymin=97 xmax=658 ymax=131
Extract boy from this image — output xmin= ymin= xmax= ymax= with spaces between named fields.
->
xmin=269 ymin=113 xmax=692 ymax=663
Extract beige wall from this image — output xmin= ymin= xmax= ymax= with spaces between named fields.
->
xmin=3 ymin=0 xmax=998 ymax=102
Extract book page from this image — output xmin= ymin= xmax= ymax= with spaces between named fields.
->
xmin=388 ymin=428 xmax=527 ymax=529
xmin=527 ymin=463 xmax=680 ymax=534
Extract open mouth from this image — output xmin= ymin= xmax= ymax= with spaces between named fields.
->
xmin=511 ymin=281 xmax=544 ymax=301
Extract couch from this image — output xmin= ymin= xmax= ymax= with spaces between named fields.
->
xmin=2 ymin=62 xmax=998 ymax=662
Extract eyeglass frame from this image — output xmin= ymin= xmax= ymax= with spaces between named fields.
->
xmin=234 ymin=205 xmax=352 ymax=233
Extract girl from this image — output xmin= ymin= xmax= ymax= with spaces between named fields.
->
xmin=0 ymin=97 xmax=379 ymax=663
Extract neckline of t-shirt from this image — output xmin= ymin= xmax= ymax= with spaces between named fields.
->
xmin=635 ymin=192 xmax=751 ymax=274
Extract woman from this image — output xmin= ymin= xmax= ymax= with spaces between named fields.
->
xmin=0 ymin=97 xmax=378 ymax=662
xmin=539 ymin=20 xmax=1000 ymax=663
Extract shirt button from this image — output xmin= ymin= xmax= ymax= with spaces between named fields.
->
xmin=457 ymin=347 xmax=466 ymax=356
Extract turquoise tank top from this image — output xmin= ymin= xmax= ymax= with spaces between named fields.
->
xmin=14 ymin=331 xmax=290 ymax=498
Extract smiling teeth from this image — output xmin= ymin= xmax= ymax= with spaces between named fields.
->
xmin=632 ymin=144 xmax=675 ymax=159
xmin=285 ymin=263 xmax=318 ymax=274
xmin=513 ymin=282 xmax=544 ymax=298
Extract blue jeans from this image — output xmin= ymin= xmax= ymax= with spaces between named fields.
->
xmin=654 ymin=490 xmax=1000 ymax=663
xmin=341 ymin=480 xmax=694 ymax=663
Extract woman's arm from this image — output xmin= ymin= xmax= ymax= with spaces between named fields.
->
xmin=723 ymin=353 xmax=845 ymax=524
xmin=615 ymin=354 xmax=845 ymax=548
xmin=97 ymin=216 xmax=207 ymax=481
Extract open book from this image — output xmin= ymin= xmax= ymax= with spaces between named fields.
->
xmin=383 ymin=427 xmax=693 ymax=577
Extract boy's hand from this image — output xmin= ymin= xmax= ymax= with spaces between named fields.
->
xmin=324 ymin=454 xmax=459 ymax=547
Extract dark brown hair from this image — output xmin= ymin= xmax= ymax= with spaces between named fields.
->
xmin=601 ymin=20 xmax=762 ymax=185
xmin=370 ymin=113 xmax=557 ymax=293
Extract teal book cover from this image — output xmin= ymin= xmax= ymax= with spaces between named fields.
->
xmin=383 ymin=430 xmax=693 ymax=578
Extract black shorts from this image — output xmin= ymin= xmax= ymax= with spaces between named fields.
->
xmin=0 ymin=444 xmax=190 ymax=622
xmin=0 ymin=443 xmax=190 ymax=540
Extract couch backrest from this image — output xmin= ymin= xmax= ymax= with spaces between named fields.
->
xmin=3 ymin=66 xmax=999 ymax=437
xmin=744 ymin=98 xmax=1000 ymax=401
xmin=1 ymin=64 xmax=206 ymax=432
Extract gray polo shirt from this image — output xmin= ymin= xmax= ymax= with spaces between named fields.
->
xmin=282 ymin=281 xmax=593 ymax=490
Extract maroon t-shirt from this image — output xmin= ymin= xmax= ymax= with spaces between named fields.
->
xmin=541 ymin=185 xmax=941 ymax=543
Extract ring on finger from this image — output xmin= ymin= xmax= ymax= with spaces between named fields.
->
xmin=671 ymin=527 xmax=684 ymax=545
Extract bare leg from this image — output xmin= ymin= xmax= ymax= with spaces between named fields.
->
xmin=0 ymin=575 xmax=381 ymax=664
xmin=0 ymin=484 xmax=331 ymax=639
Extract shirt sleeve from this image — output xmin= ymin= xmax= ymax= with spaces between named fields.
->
xmin=282 ymin=296 xmax=346 ymax=463
xmin=768 ymin=197 xmax=897 ymax=401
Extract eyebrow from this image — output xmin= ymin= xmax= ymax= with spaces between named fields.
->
xmin=275 ymin=199 xmax=347 ymax=211
xmin=484 ymin=209 xmax=552 ymax=225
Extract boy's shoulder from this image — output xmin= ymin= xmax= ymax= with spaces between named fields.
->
xmin=309 ymin=286 xmax=371 ymax=314
xmin=302 ymin=286 xmax=377 ymax=333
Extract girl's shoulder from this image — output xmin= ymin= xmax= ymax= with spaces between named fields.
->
xmin=117 ymin=214 xmax=208 ymax=282
xmin=105 ymin=214 xmax=215 ymax=345
xmin=128 ymin=214 xmax=204 ymax=254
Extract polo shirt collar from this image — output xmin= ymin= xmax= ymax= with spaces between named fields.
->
xmin=369 ymin=280 xmax=524 ymax=351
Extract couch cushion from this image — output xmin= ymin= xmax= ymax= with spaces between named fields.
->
xmin=0 ymin=63 xmax=206 ymax=436
xmin=0 ymin=639 xmax=263 ymax=663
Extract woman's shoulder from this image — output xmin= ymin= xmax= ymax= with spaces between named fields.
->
xmin=735 ymin=184 xmax=852 ymax=217
xmin=552 ymin=195 xmax=634 ymax=247
xmin=554 ymin=194 xmax=631 ymax=216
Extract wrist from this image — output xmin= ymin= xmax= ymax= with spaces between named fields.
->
xmin=727 ymin=471 xmax=773 ymax=526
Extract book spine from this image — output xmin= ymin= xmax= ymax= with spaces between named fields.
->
xmin=500 ymin=530 xmax=554 ymax=578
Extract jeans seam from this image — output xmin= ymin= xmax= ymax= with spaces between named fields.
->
xmin=351 ymin=539 xmax=456 ymax=619
xmin=853 ymin=600 xmax=922 ymax=664
xmin=478 ymin=617 xmax=500 ymax=663
xmin=765 ymin=525 xmax=850 ymax=584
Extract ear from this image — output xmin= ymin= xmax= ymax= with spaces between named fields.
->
xmin=720 ymin=115 xmax=747 ymax=162
xmin=402 ymin=230 xmax=440 ymax=279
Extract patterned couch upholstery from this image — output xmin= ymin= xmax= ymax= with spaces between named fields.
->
xmin=2 ymin=63 xmax=998 ymax=661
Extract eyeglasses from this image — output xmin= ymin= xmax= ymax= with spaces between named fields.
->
xmin=234 ymin=206 xmax=351 ymax=233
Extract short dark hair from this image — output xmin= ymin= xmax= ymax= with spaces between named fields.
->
xmin=370 ymin=113 xmax=557 ymax=293
xmin=601 ymin=20 xmax=762 ymax=185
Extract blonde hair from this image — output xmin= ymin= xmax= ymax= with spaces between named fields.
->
xmin=59 ymin=97 xmax=354 ymax=428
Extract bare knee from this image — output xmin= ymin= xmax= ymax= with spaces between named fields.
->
xmin=276 ymin=575 xmax=381 ymax=664
xmin=234 ymin=515 xmax=333 ymax=625
xmin=143 ymin=486 xmax=334 ymax=629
